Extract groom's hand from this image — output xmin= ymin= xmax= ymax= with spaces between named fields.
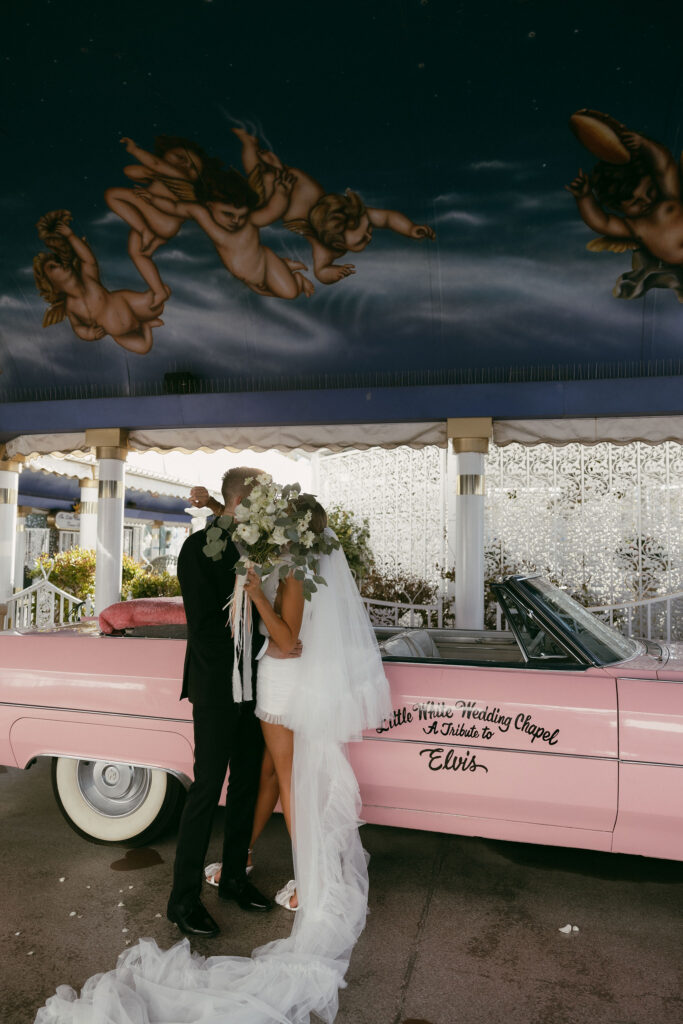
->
xmin=189 ymin=486 xmax=224 ymax=515
xmin=265 ymin=639 xmax=303 ymax=659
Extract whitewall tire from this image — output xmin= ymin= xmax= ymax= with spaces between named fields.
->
xmin=51 ymin=757 xmax=185 ymax=845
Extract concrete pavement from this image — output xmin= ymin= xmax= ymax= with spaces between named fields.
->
xmin=1 ymin=759 xmax=682 ymax=1024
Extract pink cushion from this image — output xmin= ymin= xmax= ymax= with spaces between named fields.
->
xmin=99 ymin=596 xmax=186 ymax=634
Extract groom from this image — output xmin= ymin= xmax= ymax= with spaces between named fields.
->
xmin=167 ymin=467 xmax=293 ymax=938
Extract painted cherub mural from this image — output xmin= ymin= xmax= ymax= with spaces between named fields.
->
xmin=566 ymin=109 xmax=683 ymax=302
xmin=33 ymin=211 xmax=165 ymax=353
xmin=103 ymin=135 xmax=216 ymax=307
xmin=234 ymin=128 xmax=436 ymax=284
xmin=32 ymin=123 xmax=436 ymax=354
xmin=136 ymin=165 xmax=314 ymax=299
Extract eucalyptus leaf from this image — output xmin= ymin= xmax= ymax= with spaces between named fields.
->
xmin=235 ymin=563 xmax=247 ymax=575
xmin=278 ymin=563 xmax=290 ymax=579
xmin=313 ymin=575 xmax=326 ymax=585
xmin=293 ymin=569 xmax=305 ymax=581
xmin=203 ymin=541 xmax=223 ymax=557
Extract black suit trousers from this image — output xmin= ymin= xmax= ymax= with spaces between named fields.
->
xmin=169 ymin=699 xmax=264 ymax=912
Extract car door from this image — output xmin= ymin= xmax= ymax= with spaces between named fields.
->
xmin=353 ymin=603 xmax=618 ymax=846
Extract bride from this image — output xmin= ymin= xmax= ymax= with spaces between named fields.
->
xmin=35 ymin=498 xmax=392 ymax=1024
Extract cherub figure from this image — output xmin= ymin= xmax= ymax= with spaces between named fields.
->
xmin=137 ymin=165 xmax=314 ymax=299
xmin=104 ymin=135 xmax=218 ymax=306
xmin=33 ymin=211 xmax=165 ymax=353
xmin=233 ymin=128 xmax=435 ymax=285
xmin=566 ymin=110 xmax=683 ymax=301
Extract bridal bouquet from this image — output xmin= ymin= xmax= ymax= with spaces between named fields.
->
xmin=202 ymin=475 xmax=339 ymax=701
xmin=202 ymin=473 xmax=339 ymax=596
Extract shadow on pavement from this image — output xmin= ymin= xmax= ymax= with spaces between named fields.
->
xmin=483 ymin=838 xmax=683 ymax=883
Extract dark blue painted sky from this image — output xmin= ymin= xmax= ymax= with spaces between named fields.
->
xmin=2 ymin=0 xmax=683 ymax=400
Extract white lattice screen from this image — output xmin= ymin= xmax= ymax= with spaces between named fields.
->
xmin=316 ymin=447 xmax=447 ymax=581
xmin=317 ymin=441 xmax=683 ymax=604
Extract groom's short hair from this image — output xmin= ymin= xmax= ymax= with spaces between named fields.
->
xmin=221 ymin=466 xmax=262 ymax=505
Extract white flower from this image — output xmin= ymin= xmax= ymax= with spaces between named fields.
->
xmin=233 ymin=503 xmax=251 ymax=522
xmin=301 ymin=530 xmax=315 ymax=548
xmin=296 ymin=510 xmax=312 ymax=535
xmin=236 ymin=522 xmax=260 ymax=545
xmin=271 ymin=526 xmax=287 ymax=546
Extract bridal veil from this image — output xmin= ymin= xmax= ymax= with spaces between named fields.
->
xmin=36 ymin=531 xmax=392 ymax=1024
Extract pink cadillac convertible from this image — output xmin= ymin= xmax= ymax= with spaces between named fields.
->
xmin=1 ymin=576 xmax=682 ymax=861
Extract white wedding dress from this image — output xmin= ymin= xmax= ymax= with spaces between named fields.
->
xmin=35 ymin=532 xmax=392 ymax=1024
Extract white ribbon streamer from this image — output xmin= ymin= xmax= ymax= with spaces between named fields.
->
xmin=224 ymin=559 xmax=254 ymax=703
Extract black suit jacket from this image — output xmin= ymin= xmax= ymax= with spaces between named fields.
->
xmin=177 ymin=526 xmax=260 ymax=707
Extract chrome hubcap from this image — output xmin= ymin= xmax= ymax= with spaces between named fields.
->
xmin=77 ymin=760 xmax=152 ymax=817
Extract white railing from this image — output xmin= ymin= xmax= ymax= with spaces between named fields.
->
xmin=363 ymin=597 xmax=443 ymax=628
xmin=588 ymin=591 xmax=683 ymax=644
xmin=1 ymin=577 xmax=93 ymax=631
xmin=494 ymin=591 xmax=683 ymax=642
xmin=149 ymin=555 xmax=178 ymax=575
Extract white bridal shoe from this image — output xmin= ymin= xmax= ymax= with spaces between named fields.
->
xmin=274 ymin=879 xmax=299 ymax=911
xmin=204 ymin=862 xmax=222 ymax=887
xmin=204 ymin=852 xmax=253 ymax=887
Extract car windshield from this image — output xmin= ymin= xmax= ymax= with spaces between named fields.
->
xmin=519 ymin=577 xmax=639 ymax=665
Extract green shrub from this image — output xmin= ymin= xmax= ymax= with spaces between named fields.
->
xmin=326 ymin=506 xmax=375 ymax=582
xmin=361 ymin=567 xmax=438 ymax=606
xmin=360 ymin=567 xmax=446 ymax=626
xmin=128 ymin=571 xmax=182 ymax=599
xmin=31 ymin=548 xmax=144 ymax=600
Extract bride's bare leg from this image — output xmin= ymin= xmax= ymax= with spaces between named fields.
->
xmin=250 ymin=747 xmax=280 ymax=852
xmin=261 ymin=720 xmax=298 ymax=907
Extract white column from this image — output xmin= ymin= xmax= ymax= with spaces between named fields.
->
xmin=447 ymin=418 xmax=492 ymax=631
xmin=445 ymin=447 xmax=458 ymax=613
xmin=0 ymin=460 xmax=21 ymax=603
xmin=14 ymin=506 xmax=30 ymax=593
xmin=87 ymin=429 xmax=128 ymax=615
xmin=454 ymin=450 xmax=486 ymax=629
xmin=78 ymin=478 xmax=98 ymax=549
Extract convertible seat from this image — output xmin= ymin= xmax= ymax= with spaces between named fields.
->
xmin=99 ymin=596 xmax=186 ymax=634
xmin=379 ymin=628 xmax=440 ymax=659
xmin=408 ymin=629 xmax=441 ymax=658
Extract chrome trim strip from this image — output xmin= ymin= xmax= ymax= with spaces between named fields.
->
xmin=363 ymin=734 xmax=618 ymax=761
xmin=0 ymin=701 xmax=191 ymax=725
xmin=619 ymin=759 xmax=683 ymax=769
xmin=28 ymin=752 xmax=192 ymax=788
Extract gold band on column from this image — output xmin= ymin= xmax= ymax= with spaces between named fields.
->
xmin=98 ymin=480 xmax=124 ymax=500
xmin=80 ymin=501 xmax=98 ymax=515
xmin=0 ymin=488 xmax=18 ymax=504
xmin=456 ymin=475 xmax=485 ymax=496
